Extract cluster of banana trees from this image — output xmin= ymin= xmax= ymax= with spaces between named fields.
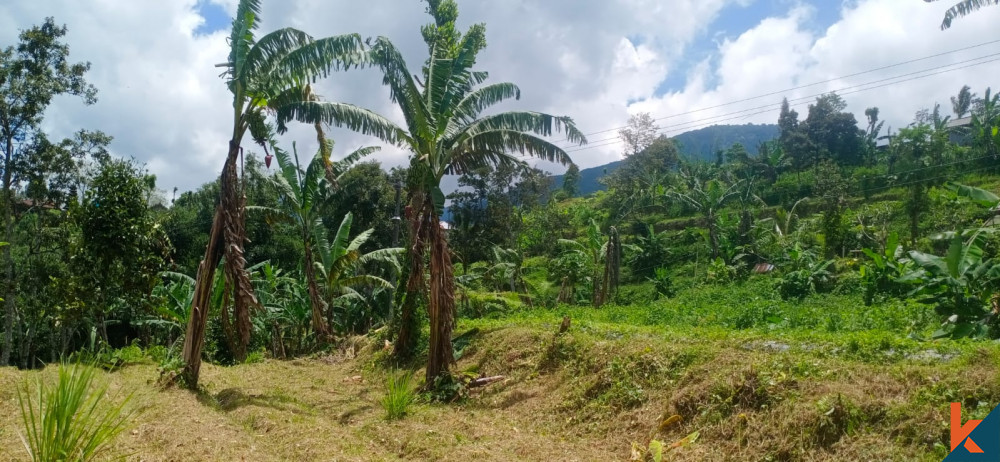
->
xmin=179 ymin=0 xmax=584 ymax=387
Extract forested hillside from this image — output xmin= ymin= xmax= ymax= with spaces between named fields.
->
xmin=553 ymin=123 xmax=779 ymax=196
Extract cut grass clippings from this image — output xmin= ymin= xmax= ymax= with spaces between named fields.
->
xmin=0 ymin=319 xmax=994 ymax=461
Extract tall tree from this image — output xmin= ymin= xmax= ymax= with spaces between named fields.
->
xmin=313 ymin=0 xmax=585 ymax=382
xmin=561 ymin=163 xmax=580 ymax=198
xmin=0 ymin=18 xmax=97 ymax=365
xmin=892 ymin=122 xmax=951 ymax=245
xmin=803 ymin=93 xmax=864 ymax=167
xmin=778 ymin=98 xmax=810 ymax=173
xmin=75 ymin=158 xmax=167 ymax=344
xmin=181 ymin=0 xmax=367 ymax=388
xmin=618 ymin=112 xmax=659 ymax=157
xmin=952 ymin=85 xmax=975 ymax=118
xmin=862 ymin=107 xmax=884 ymax=166
xmin=924 ymin=0 xmax=999 ymax=29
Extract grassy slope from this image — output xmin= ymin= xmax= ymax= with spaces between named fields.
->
xmin=1 ymin=301 xmax=998 ymax=461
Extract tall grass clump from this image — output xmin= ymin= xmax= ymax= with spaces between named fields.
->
xmin=381 ymin=371 xmax=416 ymax=420
xmin=17 ymin=362 xmax=136 ymax=461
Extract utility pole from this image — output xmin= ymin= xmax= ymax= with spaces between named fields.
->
xmin=391 ymin=180 xmax=402 ymax=247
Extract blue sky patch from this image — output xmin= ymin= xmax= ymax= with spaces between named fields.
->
xmin=194 ymin=0 xmax=231 ymax=36
xmin=652 ymin=0 xmax=842 ymax=98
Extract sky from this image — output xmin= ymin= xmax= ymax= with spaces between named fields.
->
xmin=1 ymin=0 xmax=999 ymax=194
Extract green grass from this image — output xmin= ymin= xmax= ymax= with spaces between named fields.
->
xmin=17 ymin=362 xmax=136 ymax=462
xmin=381 ymin=370 xmax=416 ymax=421
xmin=501 ymin=277 xmax=933 ymax=335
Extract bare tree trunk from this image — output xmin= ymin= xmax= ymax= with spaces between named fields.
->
xmin=182 ymin=141 xmax=257 ymax=388
xmin=425 ymin=209 xmax=455 ymax=384
xmin=1 ymin=136 xmax=15 ymax=365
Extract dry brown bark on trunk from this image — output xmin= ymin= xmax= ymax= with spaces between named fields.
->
xmin=181 ymin=141 xmax=257 ymax=388
xmin=425 ymin=205 xmax=455 ymax=384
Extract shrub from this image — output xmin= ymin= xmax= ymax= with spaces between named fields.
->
xmin=18 ymin=362 xmax=136 ymax=462
xmin=649 ymin=267 xmax=676 ymax=298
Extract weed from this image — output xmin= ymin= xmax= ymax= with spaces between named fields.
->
xmin=811 ymin=394 xmax=863 ymax=448
xmin=17 ymin=362 xmax=136 ymax=462
xmin=382 ymin=371 xmax=416 ymax=420
xmin=244 ymin=348 xmax=267 ymax=364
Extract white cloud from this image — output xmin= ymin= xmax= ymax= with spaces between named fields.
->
xmin=628 ymin=0 xmax=1000 ymax=160
xmin=2 ymin=0 xmax=997 ymax=193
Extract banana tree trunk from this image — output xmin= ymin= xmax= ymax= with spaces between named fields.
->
xmin=707 ymin=210 xmax=720 ymax=260
xmin=425 ymin=207 xmax=455 ymax=383
xmin=394 ymin=198 xmax=425 ymax=361
xmin=182 ymin=141 xmax=256 ymax=388
xmin=303 ymin=240 xmax=330 ymax=339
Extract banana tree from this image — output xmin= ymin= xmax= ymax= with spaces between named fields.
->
xmin=666 ymin=166 xmax=743 ymax=260
xmin=251 ymin=261 xmax=312 ymax=357
xmin=558 ymin=220 xmax=635 ymax=307
xmin=858 ymin=232 xmax=914 ymax=305
xmin=303 ymin=0 xmax=585 ymax=381
xmin=251 ymin=131 xmax=379 ymax=340
xmin=182 ymin=0 xmax=368 ymax=387
xmin=315 ymin=213 xmax=401 ymax=335
xmin=971 ymin=87 xmax=999 ymax=158
xmin=902 ymin=229 xmax=1000 ymax=338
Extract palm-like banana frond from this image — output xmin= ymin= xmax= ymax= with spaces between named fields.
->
xmin=358 ymin=247 xmax=404 ymax=272
xmin=223 ymin=0 xmax=262 ymax=87
xmin=276 ymin=101 xmax=410 ymax=145
xmin=340 ymin=275 xmax=393 ymax=290
xmin=255 ymin=33 xmax=366 ymax=91
xmin=456 ymin=112 xmax=587 ymax=145
xmin=369 ymin=37 xmax=435 ymax=141
xmin=333 ymin=146 xmax=382 ymax=178
xmin=444 ymin=149 xmax=527 ymax=177
xmin=454 ymin=129 xmax=574 ymax=166
xmin=346 ymin=228 xmax=374 ymax=253
xmin=451 ymin=82 xmax=521 ymax=124
xmin=925 ymin=0 xmax=999 ymax=29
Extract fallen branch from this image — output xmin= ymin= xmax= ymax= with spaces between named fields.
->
xmin=469 ymin=375 xmax=505 ymax=388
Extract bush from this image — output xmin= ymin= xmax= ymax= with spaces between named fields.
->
xmin=18 ymin=362 xmax=136 ymax=462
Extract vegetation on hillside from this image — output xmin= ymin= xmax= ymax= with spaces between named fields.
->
xmin=0 ymin=0 xmax=999 ymax=459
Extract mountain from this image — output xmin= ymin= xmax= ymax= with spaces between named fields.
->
xmin=555 ymin=123 xmax=779 ymax=196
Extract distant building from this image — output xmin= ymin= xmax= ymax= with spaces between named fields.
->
xmin=947 ymin=117 xmax=973 ymax=146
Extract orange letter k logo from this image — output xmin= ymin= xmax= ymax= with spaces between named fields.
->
xmin=952 ymin=402 xmax=985 ymax=454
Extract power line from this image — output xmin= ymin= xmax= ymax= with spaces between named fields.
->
xmin=552 ymin=37 xmax=1000 ymax=145
xmin=564 ymin=52 xmax=1000 ymax=151
xmin=560 ymin=55 xmax=1000 ymax=155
